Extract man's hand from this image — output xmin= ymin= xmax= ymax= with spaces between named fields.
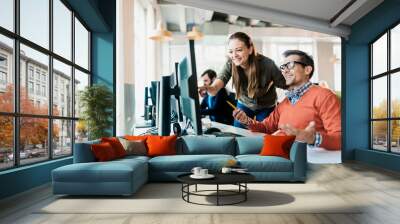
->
xmin=232 ymin=109 xmax=255 ymax=126
xmin=279 ymin=121 xmax=316 ymax=144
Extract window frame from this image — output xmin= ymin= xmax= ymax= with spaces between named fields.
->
xmin=0 ymin=0 xmax=92 ymax=171
xmin=370 ymin=20 xmax=400 ymax=154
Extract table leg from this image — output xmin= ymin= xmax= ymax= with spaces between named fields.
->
xmin=217 ymin=184 xmax=219 ymax=206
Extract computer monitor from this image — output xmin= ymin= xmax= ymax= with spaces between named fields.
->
xmin=171 ymin=62 xmax=183 ymax=122
xmin=178 ymin=40 xmax=202 ymax=135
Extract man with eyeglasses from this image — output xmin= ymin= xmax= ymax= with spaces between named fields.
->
xmin=233 ymin=50 xmax=341 ymax=151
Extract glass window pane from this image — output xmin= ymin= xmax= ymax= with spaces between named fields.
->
xmin=391 ymin=120 xmax=400 ymax=153
xmin=372 ymin=77 xmax=387 ymax=119
xmin=391 ymin=24 xmax=400 ymax=70
xmin=75 ymin=120 xmax=88 ymax=143
xmin=20 ymin=44 xmax=49 ymax=115
xmin=53 ymin=0 xmax=72 ymax=60
xmin=75 ymin=18 xmax=89 ymax=70
xmin=372 ymin=121 xmax=388 ymax=151
xmin=372 ymin=33 xmax=387 ymax=76
xmin=391 ymin=72 xmax=400 ymax=118
xmin=53 ymin=59 xmax=72 ymax=117
xmin=0 ymin=116 xmax=14 ymax=170
xmin=20 ymin=117 xmax=49 ymax=165
xmin=0 ymin=0 xmax=14 ymax=31
xmin=53 ymin=119 xmax=72 ymax=158
xmin=74 ymin=69 xmax=89 ymax=118
xmin=0 ymin=34 xmax=14 ymax=112
xmin=20 ymin=0 xmax=49 ymax=49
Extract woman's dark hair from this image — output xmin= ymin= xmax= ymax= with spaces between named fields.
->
xmin=228 ymin=32 xmax=259 ymax=99
xmin=282 ymin=50 xmax=314 ymax=78
xmin=201 ymin=69 xmax=217 ymax=80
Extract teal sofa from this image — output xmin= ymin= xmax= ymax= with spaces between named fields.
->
xmin=52 ymin=136 xmax=307 ymax=196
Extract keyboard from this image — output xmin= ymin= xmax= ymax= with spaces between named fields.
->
xmin=212 ymin=131 xmax=243 ymax=137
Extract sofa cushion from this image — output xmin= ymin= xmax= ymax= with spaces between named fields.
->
xmin=91 ymin=142 xmax=118 ymax=161
xmin=235 ymin=136 xmax=264 ymax=155
xmin=236 ymin=155 xmax=293 ymax=172
xmin=101 ymin=137 xmax=127 ymax=158
xmin=118 ymin=138 xmax=147 ymax=156
xmin=148 ymin=154 xmax=235 ymax=172
xmin=52 ymin=159 xmax=147 ymax=183
xmin=260 ymin=135 xmax=296 ymax=159
xmin=147 ymin=135 xmax=177 ymax=157
xmin=177 ymin=136 xmax=236 ymax=155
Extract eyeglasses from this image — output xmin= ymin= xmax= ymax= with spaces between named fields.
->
xmin=279 ymin=61 xmax=307 ymax=71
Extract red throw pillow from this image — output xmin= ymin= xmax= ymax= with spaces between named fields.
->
xmin=91 ymin=142 xmax=117 ymax=161
xmin=260 ymin=135 xmax=296 ymax=159
xmin=146 ymin=135 xmax=177 ymax=157
xmin=124 ymin=135 xmax=150 ymax=141
xmin=101 ymin=137 xmax=127 ymax=158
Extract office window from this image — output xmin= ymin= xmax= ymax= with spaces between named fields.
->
xmin=0 ymin=116 xmax=13 ymax=170
xmin=53 ymin=59 xmax=72 ymax=116
xmin=74 ymin=69 xmax=89 ymax=118
xmin=0 ymin=34 xmax=14 ymax=113
xmin=74 ymin=18 xmax=89 ymax=70
xmin=53 ymin=0 xmax=72 ymax=60
xmin=20 ymin=0 xmax=49 ymax=49
xmin=0 ymin=0 xmax=14 ymax=31
xmin=53 ymin=119 xmax=72 ymax=158
xmin=19 ymin=117 xmax=49 ymax=165
xmin=370 ymin=22 xmax=400 ymax=154
xmin=0 ymin=0 xmax=90 ymax=170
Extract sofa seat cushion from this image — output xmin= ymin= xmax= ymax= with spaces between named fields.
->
xmin=236 ymin=155 xmax=293 ymax=172
xmin=53 ymin=159 xmax=147 ymax=183
xmin=149 ymin=154 xmax=235 ymax=172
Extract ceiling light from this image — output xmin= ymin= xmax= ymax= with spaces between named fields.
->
xmin=149 ymin=21 xmax=173 ymax=42
xmin=186 ymin=26 xmax=203 ymax=40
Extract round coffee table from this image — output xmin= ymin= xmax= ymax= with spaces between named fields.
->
xmin=177 ymin=173 xmax=255 ymax=206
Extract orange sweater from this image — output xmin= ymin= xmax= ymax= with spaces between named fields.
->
xmin=248 ymin=85 xmax=341 ymax=150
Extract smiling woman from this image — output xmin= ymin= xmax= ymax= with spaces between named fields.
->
xmin=201 ymin=32 xmax=287 ymax=128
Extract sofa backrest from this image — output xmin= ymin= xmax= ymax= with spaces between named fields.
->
xmin=73 ymin=139 xmax=100 ymax=163
xmin=235 ymin=136 xmax=264 ymax=155
xmin=176 ymin=136 xmax=236 ymax=155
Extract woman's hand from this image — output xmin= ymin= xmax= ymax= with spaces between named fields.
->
xmin=232 ymin=109 xmax=254 ymax=126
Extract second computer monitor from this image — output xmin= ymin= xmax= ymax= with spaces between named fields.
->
xmin=178 ymin=57 xmax=202 ymax=134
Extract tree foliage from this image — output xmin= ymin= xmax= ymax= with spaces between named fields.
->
xmin=79 ymin=84 xmax=113 ymax=140
xmin=372 ymin=99 xmax=400 ymax=140
xmin=0 ymin=85 xmax=59 ymax=150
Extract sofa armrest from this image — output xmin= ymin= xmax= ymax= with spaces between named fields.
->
xmin=289 ymin=141 xmax=307 ymax=181
xmin=73 ymin=140 xmax=100 ymax=163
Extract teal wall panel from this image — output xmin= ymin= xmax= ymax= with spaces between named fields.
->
xmin=0 ymin=158 xmax=72 ymax=199
xmin=344 ymin=0 xmax=400 ymax=171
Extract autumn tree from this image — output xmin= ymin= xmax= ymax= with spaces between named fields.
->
xmin=0 ymin=84 xmax=60 ymax=151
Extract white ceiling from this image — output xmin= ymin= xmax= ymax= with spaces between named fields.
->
xmin=164 ymin=0 xmax=384 ymax=38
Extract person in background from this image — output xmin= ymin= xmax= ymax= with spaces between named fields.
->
xmin=233 ymin=50 xmax=341 ymax=151
xmin=199 ymin=69 xmax=234 ymax=125
xmin=199 ymin=32 xmax=287 ymax=128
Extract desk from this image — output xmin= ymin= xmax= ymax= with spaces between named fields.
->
xmin=208 ymin=121 xmax=264 ymax=137
xmin=133 ymin=119 xmax=264 ymax=137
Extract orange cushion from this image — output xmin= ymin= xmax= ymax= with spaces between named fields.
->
xmin=146 ymin=135 xmax=177 ymax=157
xmin=91 ymin=142 xmax=117 ymax=161
xmin=259 ymin=135 xmax=296 ymax=159
xmin=124 ymin=135 xmax=150 ymax=141
xmin=101 ymin=137 xmax=127 ymax=158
